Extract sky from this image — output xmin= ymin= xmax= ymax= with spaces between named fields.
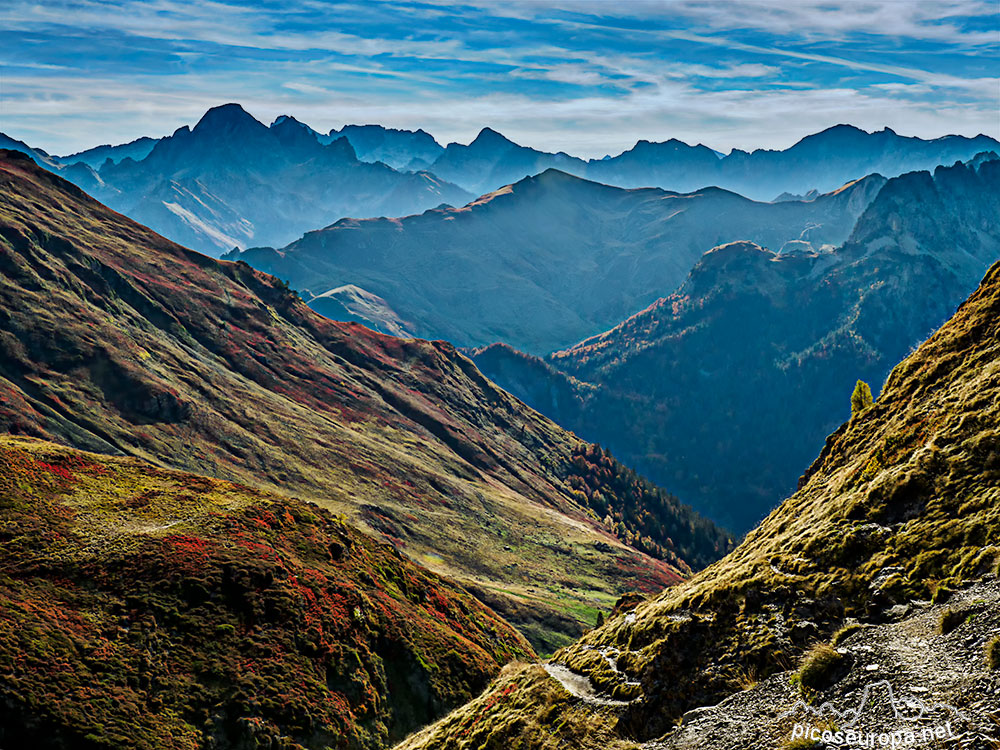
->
xmin=1 ymin=0 xmax=998 ymax=158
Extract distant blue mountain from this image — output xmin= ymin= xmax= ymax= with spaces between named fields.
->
xmin=59 ymin=136 xmax=160 ymax=168
xmin=326 ymin=124 xmax=444 ymax=171
xmin=0 ymin=104 xmax=473 ymax=256
xmin=425 ymin=123 xmax=1000 ymax=199
xmin=225 ymin=167 xmax=887 ymax=354
xmin=4 ymin=106 xmax=995 ymax=256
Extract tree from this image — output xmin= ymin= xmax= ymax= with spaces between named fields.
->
xmin=851 ymin=380 xmax=874 ymax=416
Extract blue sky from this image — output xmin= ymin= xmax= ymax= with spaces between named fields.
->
xmin=1 ymin=0 xmax=998 ymax=157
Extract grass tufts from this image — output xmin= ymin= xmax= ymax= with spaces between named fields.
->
xmin=796 ymin=643 xmax=845 ymax=691
xmin=987 ymin=636 xmax=1000 ymax=670
xmin=831 ymin=623 xmax=862 ymax=647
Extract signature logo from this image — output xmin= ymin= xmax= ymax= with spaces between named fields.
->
xmin=780 ymin=680 xmax=967 ymax=748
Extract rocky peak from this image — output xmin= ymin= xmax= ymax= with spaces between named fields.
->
xmin=192 ymin=103 xmax=267 ymax=137
xmin=469 ymin=126 xmax=514 ymax=149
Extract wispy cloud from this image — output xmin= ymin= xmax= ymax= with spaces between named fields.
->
xmin=0 ymin=0 xmax=996 ymax=155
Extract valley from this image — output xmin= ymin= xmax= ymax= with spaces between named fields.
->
xmin=2 ymin=4 xmax=998 ymax=744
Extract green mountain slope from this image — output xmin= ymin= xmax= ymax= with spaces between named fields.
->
xmin=0 ymin=435 xmax=531 ymax=749
xmin=0 ymin=149 xmax=731 ymax=653
xmin=396 ymin=253 xmax=1000 ymax=749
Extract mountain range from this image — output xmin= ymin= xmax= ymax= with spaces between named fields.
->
xmin=325 ymin=120 xmax=998 ymax=202
xmin=397 ymin=221 xmax=1000 ymax=750
xmin=473 ymin=154 xmax=1000 ymax=531
xmin=343 ymin=121 xmax=997 ymax=200
xmin=3 ymin=109 xmax=995 ymax=261
xmin=1 ymin=105 xmax=474 ymax=257
xmin=228 ymin=168 xmax=886 ymax=354
xmin=2 ymin=105 xmax=999 ymax=750
xmin=0 ymin=149 xmax=731 ymax=654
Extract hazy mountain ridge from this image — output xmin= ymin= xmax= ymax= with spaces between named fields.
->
xmin=0 ymin=149 xmax=731 ymax=654
xmin=5 ymin=114 xmax=992 ymax=261
xmin=287 ymin=120 xmax=996 ymax=202
xmin=328 ymin=124 xmax=445 ymax=171
xmin=396 ymin=227 xmax=1000 ymax=750
xmin=229 ymin=168 xmax=885 ymax=355
xmin=420 ymin=123 xmax=996 ymax=200
xmin=0 ymin=105 xmax=473 ymax=257
xmin=90 ymin=104 xmax=474 ymax=255
xmin=474 ymin=155 xmax=1000 ymax=532
xmin=59 ymin=135 xmax=160 ymax=168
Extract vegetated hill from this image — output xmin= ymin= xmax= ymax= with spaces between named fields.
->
xmin=394 ymin=224 xmax=1000 ymax=750
xmin=421 ymin=123 xmax=996 ymax=200
xmin=228 ymin=168 xmax=884 ymax=355
xmin=0 ymin=150 xmax=732 ymax=653
xmin=1 ymin=105 xmax=473 ymax=257
xmin=0 ymin=435 xmax=534 ymax=749
xmin=475 ymin=155 xmax=1000 ymax=532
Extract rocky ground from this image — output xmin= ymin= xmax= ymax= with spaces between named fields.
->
xmin=543 ymin=577 xmax=1000 ymax=749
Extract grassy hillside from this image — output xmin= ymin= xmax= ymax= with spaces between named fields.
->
xmin=0 ymin=149 xmax=730 ymax=652
xmin=0 ymin=435 xmax=533 ymax=749
xmin=396 ymin=254 xmax=1000 ymax=748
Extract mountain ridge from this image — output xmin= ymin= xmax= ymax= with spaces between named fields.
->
xmin=5 ymin=110 xmax=994 ymax=258
xmin=0 ymin=149 xmax=731 ymax=654
xmin=473 ymin=155 xmax=1000 ymax=532
xmin=229 ymin=167 xmax=886 ymax=355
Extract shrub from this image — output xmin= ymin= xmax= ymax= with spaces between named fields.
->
xmin=939 ymin=608 xmax=968 ymax=635
xmin=796 ymin=643 xmax=844 ymax=691
xmin=851 ymin=380 xmax=874 ymax=416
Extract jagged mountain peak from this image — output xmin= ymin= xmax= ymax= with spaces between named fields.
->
xmin=469 ymin=126 xmax=514 ymax=148
xmin=192 ymin=102 xmax=266 ymax=135
xmin=270 ymin=114 xmax=317 ymax=134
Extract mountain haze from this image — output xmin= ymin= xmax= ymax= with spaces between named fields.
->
xmin=7 ymin=113 xmax=992 ymax=263
xmin=328 ymin=124 xmax=445 ymax=171
xmin=476 ymin=155 xmax=1000 ymax=532
xmin=230 ymin=168 xmax=885 ymax=354
xmin=92 ymin=104 xmax=473 ymax=255
xmin=419 ymin=123 xmax=996 ymax=200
